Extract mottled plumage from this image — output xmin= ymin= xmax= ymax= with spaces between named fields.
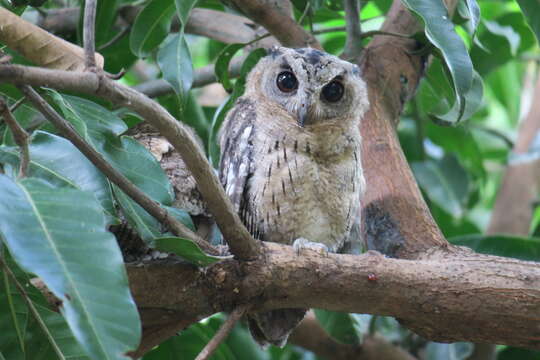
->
xmin=219 ymin=46 xmax=369 ymax=347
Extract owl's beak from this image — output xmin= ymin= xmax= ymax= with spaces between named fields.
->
xmin=297 ymin=100 xmax=311 ymax=127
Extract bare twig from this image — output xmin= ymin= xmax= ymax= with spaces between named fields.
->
xmin=0 ymin=97 xmax=30 ymax=178
xmin=343 ymin=0 xmax=363 ymax=60
xmin=0 ymin=255 xmax=65 ymax=360
xmin=17 ymin=84 xmax=218 ymax=255
xmin=82 ymin=0 xmax=97 ymax=70
xmin=194 ymin=306 xmax=250 ymax=360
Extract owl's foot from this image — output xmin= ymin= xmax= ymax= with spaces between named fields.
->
xmin=292 ymin=238 xmax=328 ymax=256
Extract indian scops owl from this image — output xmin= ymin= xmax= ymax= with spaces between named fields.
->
xmin=218 ymin=47 xmax=369 ymax=347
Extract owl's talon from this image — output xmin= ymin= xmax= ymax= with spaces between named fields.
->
xmin=293 ymin=238 xmax=328 ymax=256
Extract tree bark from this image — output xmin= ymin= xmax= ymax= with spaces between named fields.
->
xmin=128 ymin=242 xmax=540 ymax=357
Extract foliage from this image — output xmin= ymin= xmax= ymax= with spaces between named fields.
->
xmin=0 ymin=0 xmax=539 ymax=359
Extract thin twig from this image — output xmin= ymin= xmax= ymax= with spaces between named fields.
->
xmin=17 ymin=85 xmax=219 ymax=256
xmin=194 ymin=305 xmax=250 ymax=360
xmin=0 ymin=97 xmax=30 ymax=178
xmin=0 ymin=255 xmax=66 ymax=360
xmin=9 ymin=97 xmax=26 ymax=113
xmin=83 ymin=0 xmax=97 ymax=70
xmin=343 ymin=0 xmax=363 ymax=59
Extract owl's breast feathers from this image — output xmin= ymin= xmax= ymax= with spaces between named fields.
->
xmin=219 ymin=97 xmax=364 ymax=251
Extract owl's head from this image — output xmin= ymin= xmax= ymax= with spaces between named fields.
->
xmin=245 ymin=46 xmax=369 ymax=127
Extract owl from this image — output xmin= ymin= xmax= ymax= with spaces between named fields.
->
xmin=219 ymin=46 xmax=369 ymax=347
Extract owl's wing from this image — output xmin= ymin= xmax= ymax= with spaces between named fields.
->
xmin=218 ymin=98 xmax=260 ymax=238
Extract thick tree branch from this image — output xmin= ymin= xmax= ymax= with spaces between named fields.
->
xmin=127 ymin=242 xmax=540 ymax=356
xmin=359 ymin=0 xmax=451 ymax=258
xmin=0 ymin=64 xmax=259 ymax=260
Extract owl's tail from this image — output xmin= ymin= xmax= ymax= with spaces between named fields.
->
xmin=248 ymin=308 xmax=307 ymax=348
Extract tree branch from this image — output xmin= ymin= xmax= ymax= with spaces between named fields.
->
xmin=228 ymin=0 xmax=321 ymax=49
xmin=0 ymin=97 xmax=30 ymax=178
xmin=289 ymin=312 xmax=416 ymax=360
xmin=0 ymin=64 xmax=260 ymax=260
xmin=343 ymin=0 xmax=363 ymax=60
xmin=194 ymin=305 xmax=250 ymax=360
xmin=82 ymin=0 xmax=97 ymax=70
xmin=127 ymin=242 xmax=540 ymax=356
xmin=359 ymin=0 xmax=450 ymax=258
xmin=16 ymin=84 xmax=217 ymax=255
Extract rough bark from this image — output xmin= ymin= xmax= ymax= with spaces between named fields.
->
xmin=128 ymin=242 xmax=540 ymax=357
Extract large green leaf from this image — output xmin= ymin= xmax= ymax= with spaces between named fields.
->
xmin=0 ymin=176 xmax=141 ymax=359
xmin=412 ymin=155 xmax=470 ymax=217
xmin=215 ymin=44 xmax=245 ymax=92
xmin=0 ymin=131 xmax=114 ymax=217
xmin=129 ymin=0 xmax=176 ymax=58
xmin=516 ymin=0 xmax=540 ymax=45
xmin=314 ymin=310 xmax=360 ymax=345
xmin=401 ymin=0 xmax=474 ymax=122
xmin=449 ymin=235 xmax=540 ymax=261
xmin=94 ymin=0 xmax=118 ymax=46
xmin=157 ymin=34 xmax=193 ymax=109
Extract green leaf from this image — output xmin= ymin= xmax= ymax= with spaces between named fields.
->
xmin=314 ymin=310 xmax=360 ymax=345
xmin=94 ymin=0 xmax=118 ymax=46
xmin=157 ymin=34 xmax=194 ymax=109
xmin=215 ymin=44 xmax=245 ymax=92
xmin=401 ymin=0 xmax=473 ymax=122
xmin=449 ymin=235 xmax=540 ymax=261
xmin=498 ymin=347 xmax=540 ymax=360
xmin=432 ymin=69 xmax=484 ymax=124
xmin=0 ymin=131 xmax=115 ymax=217
xmin=0 ymin=252 xmax=91 ymax=360
xmin=516 ymin=0 xmax=540 ymax=45
xmin=462 ymin=0 xmax=480 ymax=35
xmin=0 ymin=176 xmax=141 ymax=360
xmin=113 ymin=185 xmax=161 ymax=243
xmin=129 ymin=0 xmax=176 ymax=58
xmin=483 ymin=20 xmax=520 ymax=56
xmin=175 ymin=0 xmax=198 ymax=26
xmin=411 ymin=155 xmax=470 ymax=217
xmin=154 ymin=237 xmax=226 ymax=266
xmin=49 ymin=92 xmax=174 ymax=205
xmin=470 ymin=13 xmax=535 ymax=76
xmin=163 ymin=206 xmax=196 ymax=231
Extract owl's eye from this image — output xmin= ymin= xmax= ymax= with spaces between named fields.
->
xmin=276 ymin=71 xmax=298 ymax=93
xmin=322 ymin=81 xmax=344 ymax=102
